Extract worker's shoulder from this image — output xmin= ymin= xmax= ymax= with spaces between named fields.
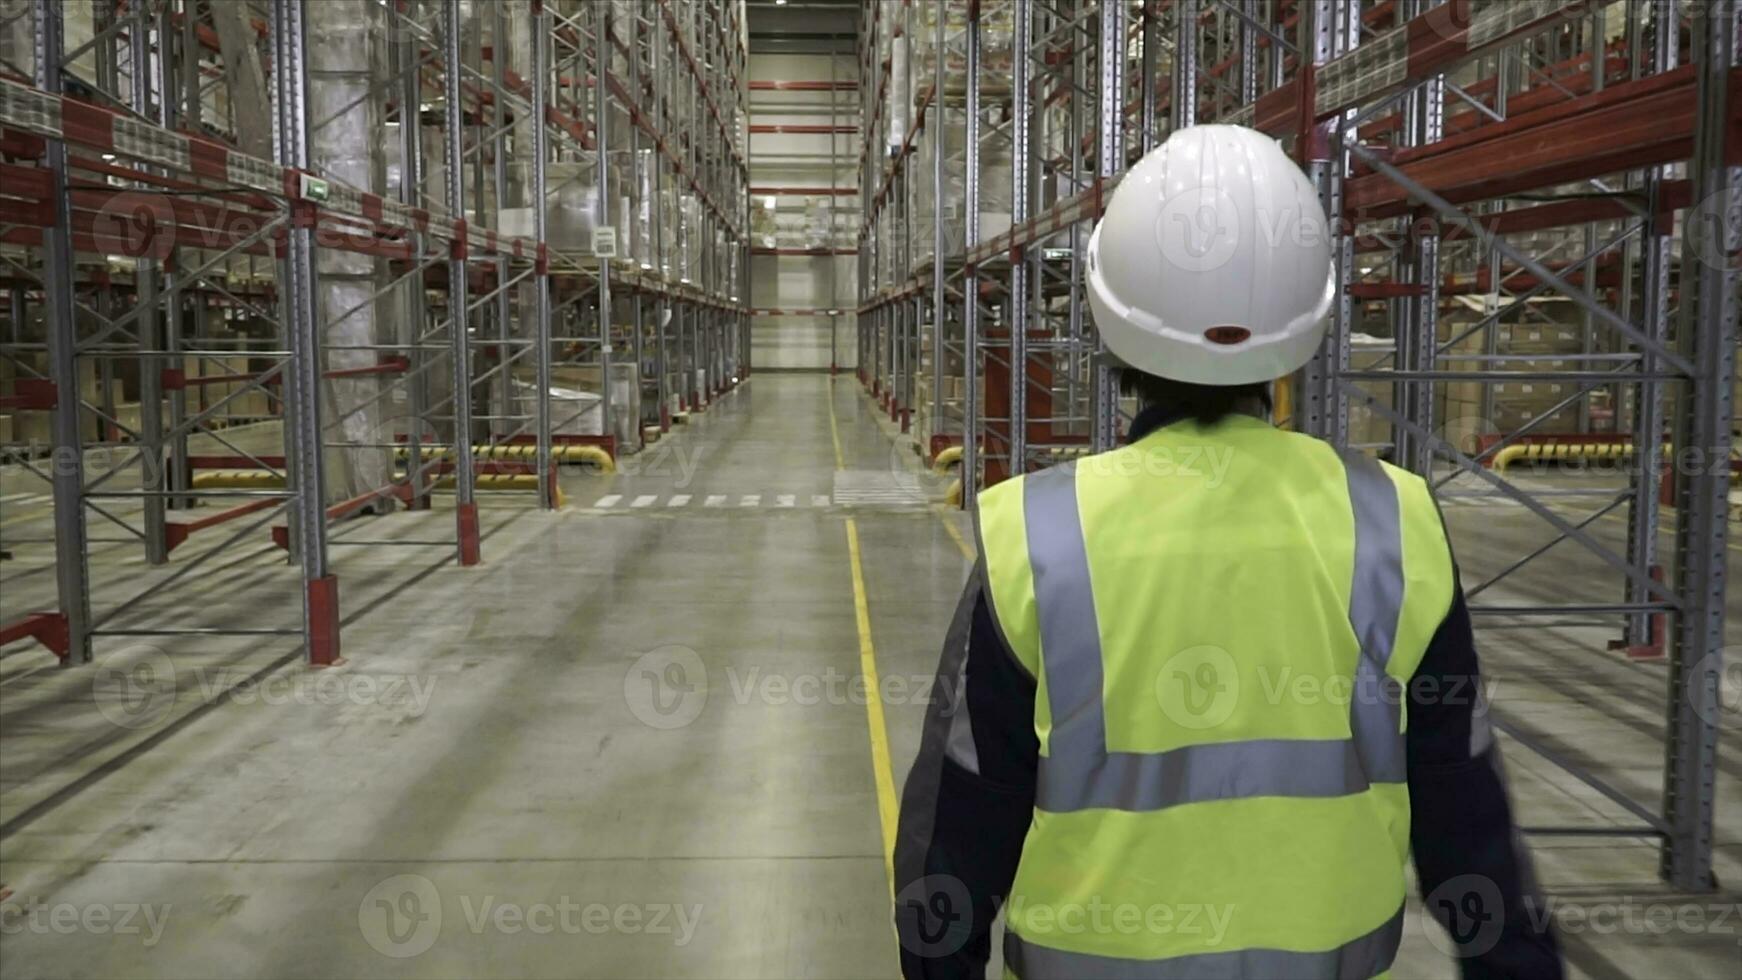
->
xmin=1284 ymin=430 xmax=1441 ymax=502
xmin=1365 ymin=452 xmax=1446 ymax=516
xmin=973 ymin=456 xmax=1078 ymax=521
xmin=976 ymin=470 xmax=1021 ymax=506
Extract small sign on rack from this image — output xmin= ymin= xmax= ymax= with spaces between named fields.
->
xmin=591 ymin=226 xmax=618 ymax=259
xmin=299 ymin=174 xmax=331 ymax=203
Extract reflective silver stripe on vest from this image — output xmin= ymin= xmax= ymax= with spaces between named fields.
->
xmin=1022 ymin=451 xmax=1409 ymax=815
xmin=1005 ymin=901 xmax=1405 ymax=980
xmin=1341 ymin=451 xmax=1408 ymax=785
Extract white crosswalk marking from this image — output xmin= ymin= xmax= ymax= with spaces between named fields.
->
xmin=588 ymin=490 xmax=929 ymax=511
xmin=0 ymin=492 xmax=44 ymax=504
xmin=576 ymin=481 xmax=1672 ymax=517
xmin=1440 ymin=493 xmax=1537 ymax=509
xmin=832 ymin=470 xmax=927 ymax=507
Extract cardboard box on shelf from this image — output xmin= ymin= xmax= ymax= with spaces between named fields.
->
xmin=1490 ymin=380 xmax=1584 ymax=434
xmin=1347 ymin=339 xmax=1395 ymax=449
xmin=1496 ymin=323 xmax=1585 ymax=355
xmin=113 ymin=402 xmax=142 ymax=437
xmin=233 ymin=382 xmax=272 ymax=420
xmin=1734 ymin=375 xmax=1742 ymax=438
xmin=15 ymin=411 xmax=50 ymax=450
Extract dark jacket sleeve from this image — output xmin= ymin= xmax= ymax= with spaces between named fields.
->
xmin=1407 ymin=580 xmax=1565 ymax=979
xmin=893 ymin=564 xmax=1038 ymax=979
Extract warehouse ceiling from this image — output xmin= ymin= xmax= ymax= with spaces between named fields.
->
xmin=746 ymin=0 xmax=856 ymax=52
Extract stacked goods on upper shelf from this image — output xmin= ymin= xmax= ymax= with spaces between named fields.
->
xmin=623 ymin=149 xmax=657 ymax=271
xmin=911 ymin=0 xmax=1014 ymax=99
xmin=1489 ymin=321 xmax=1601 ymax=435
xmin=804 ymin=198 xmax=833 ymax=250
xmin=1343 ymin=333 xmax=1396 ymax=452
xmin=896 ymin=0 xmax=1016 ymax=272
xmin=1437 ymin=313 xmax=1491 ymax=454
xmin=909 ymin=110 xmax=1014 ymax=269
xmin=752 ymin=198 xmax=778 ymax=249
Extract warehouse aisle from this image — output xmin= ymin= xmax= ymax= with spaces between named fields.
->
xmin=2 ymin=374 xmax=1738 ymax=979
xmin=0 ymin=374 xmax=968 ymax=978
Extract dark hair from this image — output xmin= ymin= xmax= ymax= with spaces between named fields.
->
xmin=1118 ymin=369 xmax=1272 ymax=427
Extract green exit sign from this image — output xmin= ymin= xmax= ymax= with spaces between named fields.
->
xmin=299 ymin=174 xmax=331 ymax=202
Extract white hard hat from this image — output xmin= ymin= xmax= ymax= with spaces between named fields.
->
xmin=1086 ymin=124 xmax=1336 ymax=387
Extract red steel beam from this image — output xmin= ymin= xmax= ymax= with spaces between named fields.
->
xmin=183 ymin=455 xmax=288 ymax=469
xmin=270 ymin=484 xmax=415 ymax=551
xmin=751 ymin=186 xmax=859 ymax=195
xmin=163 ymin=498 xmax=281 ymax=554
xmin=324 ymin=356 xmax=410 ymax=380
xmin=750 ymin=80 xmax=858 ymax=91
xmin=0 ymin=613 xmax=69 ymax=659
xmin=1360 ymin=54 xmax=1624 ymax=141
xmin=1351 ymin=180 xmax=1691 ymax=254
xmin=749 ymin=248 xmax=857 ymax=257
xmin=1345 ymin=65 xmax=1724 ymax=220
xmin=750 ymin=124 xmax=857 ymax=134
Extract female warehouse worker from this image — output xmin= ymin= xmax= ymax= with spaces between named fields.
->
xmin=892 ymin=125 xmax=1563 ymax=979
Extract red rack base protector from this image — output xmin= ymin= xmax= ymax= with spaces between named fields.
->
xmin=457 ymin=503 xmax=481 ymax=567
xmin=306 ymin=575 xmax=342 ymax=667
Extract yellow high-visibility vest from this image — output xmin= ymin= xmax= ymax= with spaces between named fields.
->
xmin=976 ymin=415 xmax=1456 ymax=978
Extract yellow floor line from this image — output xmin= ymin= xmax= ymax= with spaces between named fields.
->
xmin=836 ymin=383 xmax=899 ymax=950
xmin=933 ymin=504 xmax=975 ymax=562
xmin=845 ymin=516 xmax=900 ymax=898
xmin=826 ymin=377 xmax=846 ymax=471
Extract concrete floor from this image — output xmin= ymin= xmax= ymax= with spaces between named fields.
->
xmin=0 ymin=373 xmax=1737 ymax=978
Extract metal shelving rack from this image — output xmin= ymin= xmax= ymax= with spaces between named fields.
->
xmin=746 ymin=47 xmax=857 ymax=373
xmin=0 ymin=0 xmax=748 ymax=667
xmin=855 ymin=0 xmax=1736 ymax=891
